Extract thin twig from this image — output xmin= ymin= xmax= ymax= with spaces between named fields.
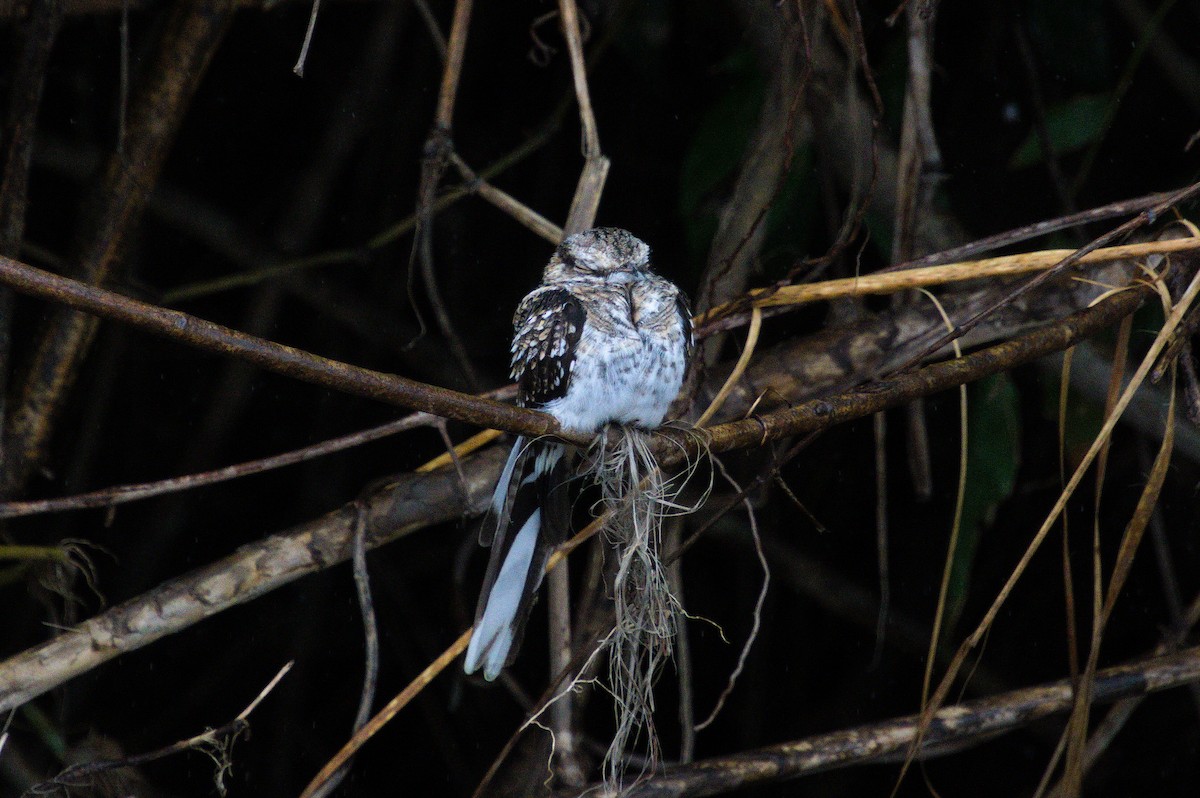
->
xmin=448 ymin=152 xmax=563 ymax=242
xmin=412 ymin=0 xmax=448 ymax=61
xmin=871 ymin=411 xmax=890 ymax=667
xmin=899 ymin=266 xmax=1200 ymax=789
xmin=28 ymin=661 xmax=292 ymax=796
xmin=694 ymin=460 xmax=769 ymax=732
xmin=694 ymin=307 xmax=762 ymax=427
xmin=410 ymin=0 xmax=482 ymax=387
xmin=665 ymin=517 xmax=695 ymax=763
xmin=0 ymin=413 xmax=445 ymax=519
xmin=299 ymin=630 xmax=472 ymax=798
xmin=308 ymin=508 xmax=379 ymax=798
xmin=878 ymin=189 xmax=1180 ymax=274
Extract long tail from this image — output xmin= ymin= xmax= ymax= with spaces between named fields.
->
xmin=465 ymin=436 xmax=570 ymax=680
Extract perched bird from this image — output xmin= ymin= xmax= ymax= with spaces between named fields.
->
xmin=464 ymin=228 xmax=693 ymax=681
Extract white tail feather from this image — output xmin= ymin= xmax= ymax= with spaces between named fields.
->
xmin=465 ymin=509 xmax=542 ymax=680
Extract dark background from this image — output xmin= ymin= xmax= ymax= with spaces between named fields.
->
xmin=3 ymin=1 xmax=1200 ymax=795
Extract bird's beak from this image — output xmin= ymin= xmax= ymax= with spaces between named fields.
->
xmin=606 ymin=271 xmax=636 ymax=285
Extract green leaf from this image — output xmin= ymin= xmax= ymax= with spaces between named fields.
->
xmin=1008 ymin=92 xmax=1109 ymax=169
xmin=945 ymin=373 xmax=1021 ymax=632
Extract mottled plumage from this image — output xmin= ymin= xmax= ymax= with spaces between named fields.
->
xmin=465 ymin=228 xmax=692 ymax=681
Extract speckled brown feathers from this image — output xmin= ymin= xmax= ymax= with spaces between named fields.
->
xmin=510 ymin=287 xmax=585 ymax=408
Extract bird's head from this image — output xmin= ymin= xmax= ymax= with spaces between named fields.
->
xmin=543 ymin=227 xmax=652 ymax=284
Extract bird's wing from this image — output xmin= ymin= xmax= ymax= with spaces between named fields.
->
xmin=675 ymin=288 xmax=694 ymax=361
xmin=510 ymin=286 xmax=586 ymax=408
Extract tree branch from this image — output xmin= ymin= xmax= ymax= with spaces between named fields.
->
xmin=615 ymin=646 xmax=1200 ymax=798
xmin=0 ymin=255 xmax=571 ymax=441
xmin=0 ymin=276 xmax=1152 ymax=715
xmin=0 ymin=446 xmax=506 ymax=714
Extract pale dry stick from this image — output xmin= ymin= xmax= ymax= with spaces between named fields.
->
xmin=912 ymin=289 xmax=968 ymax=715
xmin=0 ymin=544 xmax=68 ymax=562
xmin=416 ymin=428 xmax=502 ymax=473
xmin=1058 ymin=372 xmax=1176 ymax=798
xmin=548 ymin=542 xmax=585 ymax=787
xmin=876 ymin=189 xmax=1178 ymax=275
xmin=434 ymin=0 xmax=472 ymax=131
xmin=448 ymin=152 xmax=563 ymax=243
xmin=557 ymin=0 xmax=609 ymax=235
xmin=900 ymin=266 xmax=1200 ymax=787
xmin=292 ymin=0 xmax=321 ymax=76
xmin=699 ymin=237 xmax=1200 ymax=324
xmin=694 ymin=307 xmax=763 ymax=427
xmin=558 ymin=0 xmax=598 ymax=156
xmin=1049 ymin=587 xmax=1200 ymax=797
xmin=411 ymin=0 xmax=448 ymax=60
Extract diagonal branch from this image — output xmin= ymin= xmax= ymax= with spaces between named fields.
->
xmin=614 ymin=646 xmax=1200 ymax=798
xmin=0 ymin=446 xmax=507 ymax=714
xmin=0 ymin=255 xmax=571 ymax=441
xmin=0 ymin=277 xmax=1151 ymax=715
